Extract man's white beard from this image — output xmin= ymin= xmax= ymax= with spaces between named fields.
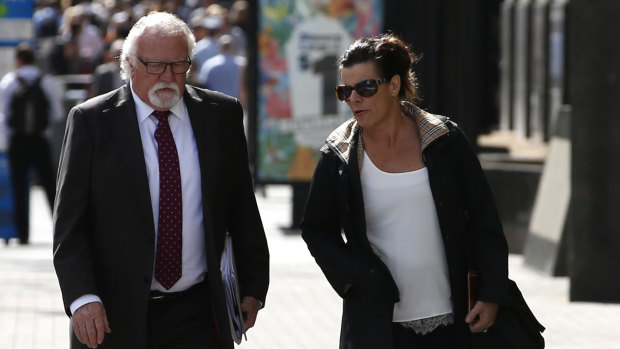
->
xmin=149 ymin=82 xmax=181 ymax=109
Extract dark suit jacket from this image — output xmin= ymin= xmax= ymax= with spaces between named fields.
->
xmin=89 ymin=62 xmax=123 ymax=98
xmin=53 ymin=83 xmax=269 ymax=349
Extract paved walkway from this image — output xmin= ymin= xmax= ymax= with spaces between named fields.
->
xmin=1 ymin=185 xmax=619 ymax=348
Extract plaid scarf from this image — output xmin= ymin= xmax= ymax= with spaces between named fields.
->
xmin=322 ymin=101 xmax=450 ymax=170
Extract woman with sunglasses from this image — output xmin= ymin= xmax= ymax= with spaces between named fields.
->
xmin=300 ymin=34 xmax=510 ymax=348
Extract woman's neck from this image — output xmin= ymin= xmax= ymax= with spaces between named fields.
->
xmin=363 ymin=112 xmax=417 ymax=149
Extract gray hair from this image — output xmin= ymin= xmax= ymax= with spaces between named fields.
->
xmin=120 ymin=11 xmax=196 ymax=81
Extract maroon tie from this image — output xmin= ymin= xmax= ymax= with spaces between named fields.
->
xmin=152 ymin=110 xmax=182 ymax=290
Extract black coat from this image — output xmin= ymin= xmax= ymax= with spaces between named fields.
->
xmin=301 ymin=116 xmax=509 ymax=349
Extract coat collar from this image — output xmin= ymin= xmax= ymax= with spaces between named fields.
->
xmin=322 ymin=101 xmax=451 ymax=168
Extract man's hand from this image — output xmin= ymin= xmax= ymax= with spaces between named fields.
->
xmin=71 ymin=301 xmax=111 ymax=348
xmin=240 ymin=296 xmax=262 ymax=332
xmin=465 ymin=300 xmax=499 ymax=333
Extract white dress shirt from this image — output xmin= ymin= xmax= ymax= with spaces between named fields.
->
xmin=69 ymin=84 xmax=207 ymax=314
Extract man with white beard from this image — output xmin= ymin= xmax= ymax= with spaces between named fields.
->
xmin=52 ymin=11 xmax=269 ymax=349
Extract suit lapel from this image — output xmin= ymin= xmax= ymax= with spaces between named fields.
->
xmin=106 ymin=85 xmax=155 ymax=233
xmin=184 ymin=87 xmax=221 ymax=270
xmin=184 ymin=87 xmax=220 ymax=210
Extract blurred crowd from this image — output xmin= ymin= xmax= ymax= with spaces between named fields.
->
xmin=32 ymin=0 xmax=249 ymax=101
xmin=0 ymin=0 xmax=250 ymax=245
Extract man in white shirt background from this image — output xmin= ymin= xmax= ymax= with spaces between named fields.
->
xmin=0 ymin=42 xmax=63 ymax=245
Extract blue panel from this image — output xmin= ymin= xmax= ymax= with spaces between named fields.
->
xmin=0 ymin=153 xmax=16 ymax=240
xmin=0 ymin=39 xmax=24 ymax=46
xmin=0 ymin=0 xmax=34 ymax=19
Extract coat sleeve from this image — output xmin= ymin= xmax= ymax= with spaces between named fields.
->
xmin=53 ymin=106 xmax=98 ymax=316
xmin=226 ymin=99 xmax=270 ymax=305
xmin=454 ymin=130 xmax=510 ymax=305
xmin=300 ymin=151 xmax=356 ymax=298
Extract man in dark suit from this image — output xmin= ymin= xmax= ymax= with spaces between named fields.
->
xmin=53 ymin=11 xmax=269 ymax=349
xmin=87 ymin=38 xmax=125 ymax=99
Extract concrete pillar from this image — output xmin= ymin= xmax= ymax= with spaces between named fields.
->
xmin=528 ymin=0 xmax=550 ymax=142
xmin=568 ymin=0 xmax=620 ymax=302
xmin=512 ymin=0 xmax=532 ymax=139
xmin=499 ymin=0 xmax=516 ymax=131
xmin=523 ymin=105 xmax=570 ymax=276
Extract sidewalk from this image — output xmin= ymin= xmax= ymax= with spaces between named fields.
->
xmin=1 ymin=185 xmax=619 ymax=348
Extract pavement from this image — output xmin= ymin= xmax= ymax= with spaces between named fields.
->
xmin=1 ymin=185 xmax=619 ymax=348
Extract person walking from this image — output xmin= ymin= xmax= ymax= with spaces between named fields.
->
xmin=191 ymin=14 xmax=223 ymax=84
xmin=301 ymin=34 xmax=510 ymax=348
xmin=53 ymin=11 xmax=269 ymax=349
xmin=87 ymin=38 xmax=125 ymax=99
xmin=197 ymin=34 xmax=246 ymax=98
xmin=0 ymin=42 xmax=63 ymax=245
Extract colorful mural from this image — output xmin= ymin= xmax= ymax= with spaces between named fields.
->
xmin=257 ymin=0 xmax=383 ymax=182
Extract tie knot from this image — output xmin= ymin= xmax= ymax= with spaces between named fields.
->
xmin=152 ymin=110 xmax=171 ymax=122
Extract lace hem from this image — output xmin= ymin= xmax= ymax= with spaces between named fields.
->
xmin=398 ymin=313 xmax=454 ymax=335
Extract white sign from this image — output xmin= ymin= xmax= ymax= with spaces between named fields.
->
xmin=284 ymin=16 xmax=352 ymax=148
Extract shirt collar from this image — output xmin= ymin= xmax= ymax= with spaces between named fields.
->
xmin=129 ymin=81 xmax=187 ymax=123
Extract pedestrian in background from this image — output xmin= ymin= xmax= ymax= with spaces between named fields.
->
xmin=53 ymin=11 xmax=269 ymax=349
xmin=87 ymin=38 xmax=125 ymax=99
xmin=191 ymin=11 xmax=225 ymax=80
xmin=55 ymin=4 xmax=106 ymax=74
xmin=225 ymin=0 xmax=249 ymax=57
xmin=301 ymin=34 xmax=510 ymax=348
xmin=0 ymin=42 xmax=63 ymax=245
xmin=198 ymin=34 xmax=246 ymax=98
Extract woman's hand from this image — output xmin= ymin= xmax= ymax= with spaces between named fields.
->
xmin=465 ymin=300 xmax=499 ymax=333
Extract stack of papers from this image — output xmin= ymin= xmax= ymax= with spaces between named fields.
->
xmin=221 ymin=233 xmax=246 ymax=344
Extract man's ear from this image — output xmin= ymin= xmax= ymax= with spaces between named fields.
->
xmin=126 ymin=56 xmax=136 ymax=80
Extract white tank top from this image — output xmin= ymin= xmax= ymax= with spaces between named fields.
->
xmin=361 ymin=151 xmax=453 ymax=322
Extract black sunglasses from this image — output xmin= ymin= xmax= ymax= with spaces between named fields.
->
xmin=335 ymin=78 xmax=389 ymax=101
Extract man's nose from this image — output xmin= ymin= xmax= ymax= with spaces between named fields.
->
xmin=160 ymin=64 xmax=175 ymax=80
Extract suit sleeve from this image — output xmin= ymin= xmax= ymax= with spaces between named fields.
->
xmin=53 ymin=106 xmax=98 ymax=316
xmin=226 ymin=99 xmax=270 ymax=305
